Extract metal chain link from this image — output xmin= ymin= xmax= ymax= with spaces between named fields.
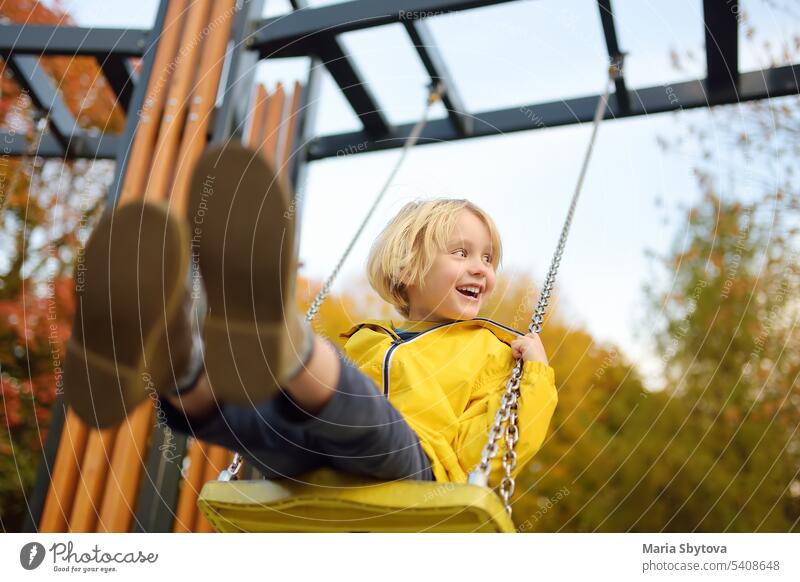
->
xmin=217 ymin=452 xmax=243 ymax=482
xmin=219 ymin=83 xmax=444 ymax=482
xmin=467 ymin=77 xmax=612 ymax=518
xmin=304 ymin=82 xmax=443 ymax=323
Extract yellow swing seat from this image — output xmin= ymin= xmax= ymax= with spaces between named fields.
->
xmin=196 ymin=467 xmax=515 ymax=533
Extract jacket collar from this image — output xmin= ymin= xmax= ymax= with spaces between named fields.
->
xmin=339 ymin=317 xmax=523 ymax=344
xmin=394 ymin=319 xmax=449 ymax=333
xmin=339 ymin=319 xmax=438 ymax=340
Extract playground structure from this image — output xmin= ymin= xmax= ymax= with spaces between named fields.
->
xmin=4 ymin=0 xmax=799 ymax=532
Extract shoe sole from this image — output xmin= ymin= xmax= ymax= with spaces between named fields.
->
xmin=63 ymin=201 xmax=191 ymax=428
xmin=186 ymin=144 xmax=296 ymax=405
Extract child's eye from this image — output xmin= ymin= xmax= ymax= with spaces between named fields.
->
xmin=483 ymin=254 xmax=492 ymax=263
xmin=454 ymin=249 xmax=467 ymax=257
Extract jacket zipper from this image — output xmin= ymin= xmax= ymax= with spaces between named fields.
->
xmin=381 ymin=339 xmax=404 ymax=396
xmin=381 ymin=322 xmax=457 ymax=396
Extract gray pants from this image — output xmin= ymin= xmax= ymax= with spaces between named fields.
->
xmin=160 ymin=345 xmax=435 ymax=482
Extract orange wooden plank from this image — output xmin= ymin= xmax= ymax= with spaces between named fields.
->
xmin=278 ymin=81 xmax=303 ymax=177
xmin=144 ymin=0 xmax=213 ymax=204
xmin=173 ymin=439 xmax=207 ymax=532
xmin=247 ymin=84 xmax=268 ymax=149
xmin=261 ymin=83 xmax=286 ymax=163
xmin=95 ymin=403 xmax=154 ymax=532
xmin=39 ymin=409 xmax=89 ymax=532
xmin=67 ymin=427 xmax=117 ymax=532
xmin=169 ymin=0 xmax=237 ymax=213
xmin=119 ymin=0 xmax=189 ymax=205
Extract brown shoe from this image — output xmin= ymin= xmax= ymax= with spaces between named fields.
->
xmin=186 ymin=143 xmax=313 ymax=405
xmin=63 ymin=200 xmax=196 ymax=428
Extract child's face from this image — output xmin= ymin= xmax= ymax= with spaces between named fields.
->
xmin=405 ymin=209 xmax=497 ymax=322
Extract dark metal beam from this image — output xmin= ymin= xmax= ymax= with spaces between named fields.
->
xmin=6 ymin=55 xmax=77 ymax=151
xmin=315 ymin=36 xmax=393 ymax=139
xmin=703 ymin=0 xmax=739 ymax=95
xmin=8 ymin=62 xmax=799 ymax=162
xmin=597 ymin=0 xmax=630 ymax=113
xmin=251 ymin=0 xmax=517 ymax=57
xmin=1 ymin=131 xmax=120 ymax=158
xmin=211 ymin=0 xmax=267 ymax=144
xmin=285 ymin=0 xmax=322 ymax=202
xmin=307 ymin=64 xmax=800 ymax=160
xmin=0 ymin=24 xmax=148 ymax=58
xmin=280 ymin=0 xmax=392 ymax=139
xmin=100 ymin=56 xmax=134 ymax=112
xmin=403 ymin=19 xmax=472 ymax=136
xmin=133 ymin=430 xmax=187 ymax=532
xmin=22 ymin=399 xmax=67 ymax=532
xmin=288 ymin=62 xmax=323 ymax=192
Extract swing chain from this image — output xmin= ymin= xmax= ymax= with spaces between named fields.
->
xmin=218 ymin=451 xmax=244 ymax=482
xmin=530 ymin=77 xmax=610 ymax=337
xmin=468 ymin=358 xmax=523 ymax=516
xmin=467 ymin=75 xmax=612 ymax=519
xmin=303 ymin=81 xmax=444 ymax=325
xmin=500 ymin=385 xmax=520 ymax=509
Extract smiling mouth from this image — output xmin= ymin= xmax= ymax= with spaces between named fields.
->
xmin=456 ymin=288 xmax=481 ymax=301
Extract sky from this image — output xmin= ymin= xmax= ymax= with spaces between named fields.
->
xmin=48 ymin=0 xmax=798 ymax=389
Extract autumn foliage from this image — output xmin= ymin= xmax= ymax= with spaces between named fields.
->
xmin=0 ymin=0 xmax=123 ymax=530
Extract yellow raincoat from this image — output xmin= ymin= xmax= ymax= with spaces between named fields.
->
xmin=339 ymin=317 xmax=558 ymax=484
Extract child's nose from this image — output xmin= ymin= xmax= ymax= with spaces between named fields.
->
xmin=469 ymin=258 xmax=489 ymax=275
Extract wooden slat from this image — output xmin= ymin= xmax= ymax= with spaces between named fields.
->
xmin=144 ymin=0 xmax=213 ymax=203
xmin=119 ymin=0 xmax=188 ymax=205
xmin=261 ymin=82 xmax=285 ymax=163
xmin=95 ymin=404 xmax=153 ymax=532
xmin=247 ymin=84 xmax=269 ymax=148
xmin=68 ymin=427 xmax=117 ymax=532
xmin=39 ymin=409 xmax=89 ymax=532
xmin=169 ymin=0 xmax=238 ymax=212
xmin=278 ymin=81 xmax=303 ymax=177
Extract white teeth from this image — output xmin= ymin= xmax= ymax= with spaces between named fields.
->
xmin=457 ymin=286 xmax=480 ymax=296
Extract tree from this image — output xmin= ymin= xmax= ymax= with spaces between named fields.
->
xmin=0 ymin=0 xmax=124 ymax=530
xmin=638 ymin=13 xmax=800 ymax=530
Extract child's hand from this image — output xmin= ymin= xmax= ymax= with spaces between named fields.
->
xmin=510 ymin=332 xmax=549 ymax=365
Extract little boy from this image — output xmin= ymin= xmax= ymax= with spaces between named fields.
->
xmin=64 ymin=144 xmax=556 ymax=484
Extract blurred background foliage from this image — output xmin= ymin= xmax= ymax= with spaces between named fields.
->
xmin=1 ymin=0 xmax=798 ymax=532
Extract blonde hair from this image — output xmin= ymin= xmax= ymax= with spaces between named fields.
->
xmin=367 ymin=199 xmax=503 ymax=318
